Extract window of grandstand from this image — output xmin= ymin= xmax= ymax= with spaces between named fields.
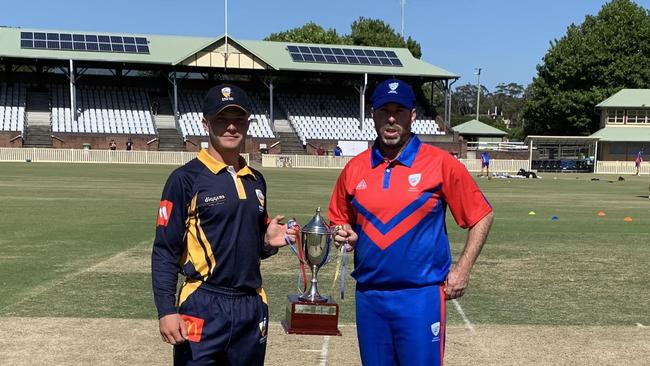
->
xmin=606 ymin=109 xmax=624 ymax=124
xmin=626 ymin=109 xmax=648 ymax=124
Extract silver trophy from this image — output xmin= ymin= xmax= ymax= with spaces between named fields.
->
xmin=297 ymin=207 xmax=332 ymax=303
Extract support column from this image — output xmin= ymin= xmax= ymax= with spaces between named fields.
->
xmin=269 ymin=79 xmax=274 ymax=128
xmin=529 ymin=139 xmax=534 ymax=171
xmin=172 ymin=72 xmax=178 ymax=128
xmin=263 ymin=77 xmax=275 ymax=130
xmin=593 ymin=140 xmax=599 ymax=173
xmin=356 ymin=73 xmax=368 ymax=130
xmin=69 ymin=59 xmax=76 ymax=122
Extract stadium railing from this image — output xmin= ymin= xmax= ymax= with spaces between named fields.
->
xmin=262 ymin=154 xmax=352 ymax=169
xmin=0 ymin=147 xmax=249 ymax=166
xmin=596 ymin=161 xmax=650 ymax=175
xmin=459 ymin=159 xmax=530 ymax=172
xmin=261 ymin=154 xmax=530 ymax=172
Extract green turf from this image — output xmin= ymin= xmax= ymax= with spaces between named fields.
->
xmin=0 ymin=162 xmax=648 ymax=326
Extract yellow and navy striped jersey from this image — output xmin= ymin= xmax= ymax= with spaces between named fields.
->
xmin=152 ymin=149 xmax=276 ymax=318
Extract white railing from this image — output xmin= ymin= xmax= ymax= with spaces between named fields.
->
xmin=596 ymin=161 xmax=650 ymax=175
xmin=262 ymin=154 xmax=530 ymax=172
xmin=262 ymin=154 xmax=352 ymax=169
xmin=466 ymin=141 xmax=528 ymax=151
xmin=459 ymin=159 xmax=530 ymax=172
xmin=0 ymin=148 xmax=249 ymax=166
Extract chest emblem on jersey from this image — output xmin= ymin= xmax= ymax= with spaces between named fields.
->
xmin=204 ymin=194 xmax=226 ymax=206
xmin=255 ymin=189 xmax=265 ymax=206
xmin=408 ymin=173 xmax=421 ymax=187
xmin=356 ymin=179 xmax=367 ymax=190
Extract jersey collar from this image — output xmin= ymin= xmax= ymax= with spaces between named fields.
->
xmin=197 ymin=149 xmax=256 ymax=179
xmin=370 ymin=134 xmax=421 ymax=168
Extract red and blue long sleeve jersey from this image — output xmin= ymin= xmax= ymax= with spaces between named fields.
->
xmin=328 ymin=135 xmax=492 ymax=289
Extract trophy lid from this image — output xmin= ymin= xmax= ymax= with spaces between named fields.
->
xmin=302 ymin=207 xmax=332 ymax=235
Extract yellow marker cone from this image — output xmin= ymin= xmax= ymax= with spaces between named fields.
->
xmin=528 ymin=211 xmax=536 ymax=215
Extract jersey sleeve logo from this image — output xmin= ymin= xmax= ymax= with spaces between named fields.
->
xmin=157 ymin=200 xmax=174 ymax=227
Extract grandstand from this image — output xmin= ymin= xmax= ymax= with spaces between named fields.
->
xmin=0 ymin=83 xmax=26 ymax=133
xmin=0 ymin=26 xmax=458 ymax=154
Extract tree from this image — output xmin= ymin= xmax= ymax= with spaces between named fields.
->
xmin=348 ymin=17 xmax=422 ymax=58
xmin=265 ymin=17 xmax=423 ymax=59
xmin=523 ymin=0 xmax=650 ymax=136
xmin=265 ymin=22 xmax=347 ymax=45
xmin=450 ymin=83 xmax=490 ymax=117
xmin=492 ymin=82 xmax=526 ymax=125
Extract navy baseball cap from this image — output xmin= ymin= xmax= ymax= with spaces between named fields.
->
xmin=202 ymin=84 xmax=252 ymax=118
xmin=371 ymin=78 xmax=416 ymax=110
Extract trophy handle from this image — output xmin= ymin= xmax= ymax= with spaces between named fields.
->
xmin=287 ymin=219 xmax=306 ymax=264
xmin=287 ymin=218 xmax=308 ymax=293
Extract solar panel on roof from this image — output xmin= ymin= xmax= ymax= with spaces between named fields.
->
xmin=20 ymin=32 xmax=150 ymax=54
xmin=286 ymin=45 xmax=403 ymax=67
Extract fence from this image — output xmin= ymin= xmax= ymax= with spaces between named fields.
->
xmin=596 ymin=161 xmax=650 ymax=175
xmin=459 ymin=159 xmax=530 ymax=172
xmin=0 ymin=147 xmax=249 ymax=166
xmin=261 ymin=154 xmax=352 ymax=169
xmin=262 ymin=154 xmax=530 ymax=172
xmin=3 ymin=148 xmax=644 ymax=175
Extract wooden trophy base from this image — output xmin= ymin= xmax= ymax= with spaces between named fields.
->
xmin=281 ymin=294 xmax=341 ymax=336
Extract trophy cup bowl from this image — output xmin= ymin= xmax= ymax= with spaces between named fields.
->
xmin=282 ymin=207 xmax=341 ymax=336
xmin=298 ymin=207 xmax=331 ymax=303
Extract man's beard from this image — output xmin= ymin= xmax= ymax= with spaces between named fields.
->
xmin=379 ymin=126 xmax=404 ymax=146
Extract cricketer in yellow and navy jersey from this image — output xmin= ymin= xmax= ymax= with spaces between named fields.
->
xmin=152 ymin=149 xmax=276 ymax=365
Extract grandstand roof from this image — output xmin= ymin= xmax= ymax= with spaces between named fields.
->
xmin=452 ymin=119 xmax=507 ymax=136
xmin=596 ymin=89 xmax=650 ymax=108
xmin=0 ymin=27 xmax=457 ymax=79
xmin=589 ymin=126 xmax=650 ymax=142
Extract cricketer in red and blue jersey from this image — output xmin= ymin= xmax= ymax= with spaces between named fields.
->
xmin=152 ymin=84 xmax=293 ymax=366
xmin=329 ymin=79 xmax=494 ymax=366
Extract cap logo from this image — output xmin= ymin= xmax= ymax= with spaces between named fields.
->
xmin=221 ymin=87 xmax=234 ymax=101
xmin=388 ymin=82 xmax=399 ymax=94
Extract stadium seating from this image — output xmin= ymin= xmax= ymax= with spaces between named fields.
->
xmin=277 ymin=93 xmax=442 ymax=142
xmin=0 ymin=83 xmax=27 ymax=132
xmin=50 ymin=84 xmax=155 ymax=135
xmin=2 ymin=83 xmax=441 ymax=142
xmin=178 ymin=90 xmax=274 ymax=138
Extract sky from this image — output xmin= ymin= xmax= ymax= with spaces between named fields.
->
xmin=2 ymin=0 xmax=649 ymax=91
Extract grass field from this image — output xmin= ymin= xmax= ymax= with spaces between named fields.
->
xmin=0 ymin=162 xmax=649 ymax=365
